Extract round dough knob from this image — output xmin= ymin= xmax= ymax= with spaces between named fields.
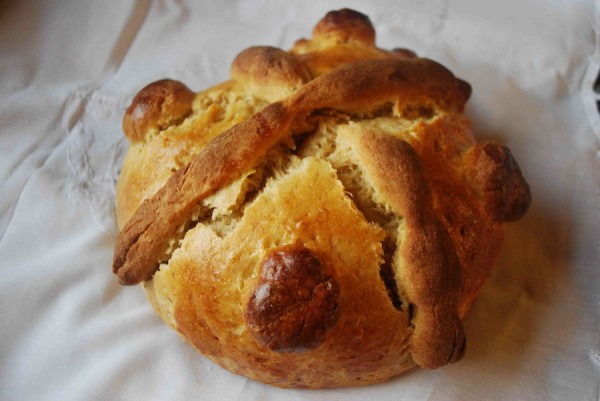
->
xmin=312 ymin=9 xmax=376 ymax=46
xmin=244 ymin=245 xmax=340 ymax=351
xmin=122 ymin=79 xmax=194 ymax=142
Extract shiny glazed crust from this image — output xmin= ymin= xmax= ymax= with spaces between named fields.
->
xmin=113 ymin=9 xmax=531 ymax=388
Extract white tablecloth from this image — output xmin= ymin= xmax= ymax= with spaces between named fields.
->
xmin=1 ymin=1 xmax=599 ymax=400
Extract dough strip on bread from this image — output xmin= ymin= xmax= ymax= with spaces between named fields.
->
xmin=348 ymin=129 xmax=465 ymax=368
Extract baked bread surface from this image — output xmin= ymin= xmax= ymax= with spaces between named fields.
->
xmin=113 ymin=9 xmax=531 ymax=388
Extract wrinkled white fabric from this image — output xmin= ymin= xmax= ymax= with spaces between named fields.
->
xmin=1 ymin=1 xmax=599 ymax=400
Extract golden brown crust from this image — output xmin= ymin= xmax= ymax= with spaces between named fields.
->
xmin=312 ymin=9 xmax=376 ymax=46
xmin=168 ymin=157 xmax=414 ymax=388
xmin=394 ymin=116 xmax=505 ymax=315
xmin=113 ymin=8 xmax=531 ymax=388
xmin=115 ymin=80 xmax=269 ymax=228
xmin=345 ymin=129 xmax=465 ymax=368
xmin=463 ymin=142 xmax=532 ymax=222
xmin=288 ymin=58 xmax=469 ymax=113
xmin=114 ymin=58 xmax=468 ymax=285
xmin=122 ymin=79 xmax=195 ymax=142
xmin=114 ymin=102 xmax=294 ymax=284
xmin=231 ymin=46 xmax=312 ymax=102
xmin=244 ymin=245 xmax=340 ymax=351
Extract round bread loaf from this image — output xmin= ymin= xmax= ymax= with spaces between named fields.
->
xmin=113 ymin=9 xmax=531 ymax=388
